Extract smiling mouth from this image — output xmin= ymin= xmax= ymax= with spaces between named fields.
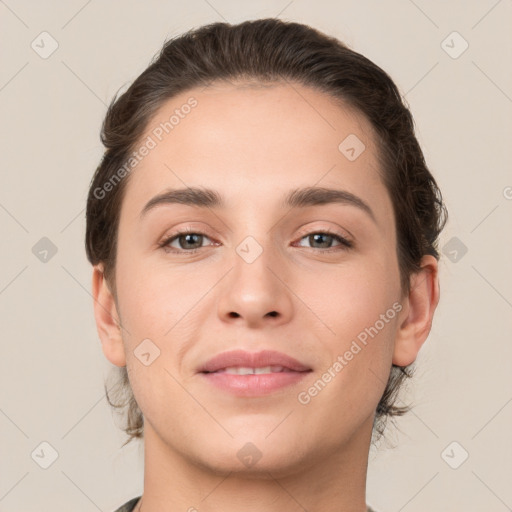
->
xmin=200 ymin=365 xmax=312 ymax=397
xmin=203 ymin=365 xmax=301 ymax=375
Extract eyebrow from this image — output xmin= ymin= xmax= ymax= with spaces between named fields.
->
xmin=139 ymin=186 xmax=376 ymax=222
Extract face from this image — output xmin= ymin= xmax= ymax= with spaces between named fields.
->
xmin=105 ymin=81 xmax=406 ymax=475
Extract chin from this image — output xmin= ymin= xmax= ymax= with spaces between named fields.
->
xmin=189 ymin=431 xmax=312 ymax=478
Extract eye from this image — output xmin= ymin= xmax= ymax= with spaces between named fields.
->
xmin=159 ymin=228 xmax=353 ymax=255
xmin=159 ymin=229 xmax=215 ymax=253
xmin=295 ymin=231 xmax=353 ymax=251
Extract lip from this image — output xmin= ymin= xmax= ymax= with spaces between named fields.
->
xmin=198 ymin=349 xmax=312 ymax=397
xmin=198 ymin=349 xmax=311 ymax=373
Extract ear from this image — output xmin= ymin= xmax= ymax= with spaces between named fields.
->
xmin=91 ymin=264 xmax=126 ymax=367
xmin=392 ymin=255 xmax=440 ymax=366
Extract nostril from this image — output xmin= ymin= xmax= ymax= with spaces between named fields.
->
xmin=227 ymin=311 xmax=278 ymax=318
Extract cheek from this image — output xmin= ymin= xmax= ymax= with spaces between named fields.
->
xmin=116 ymin=256 xmax=205 ymax=421
xmin=115 ymin=248 xmax=198 ymax=337
xmin=300 ymin=256 xmax=400 ymax=395
xmin=290 ymin=267 xmax=400 ymax=448
xmin=299 ymin=254 xmax=400 ymax=340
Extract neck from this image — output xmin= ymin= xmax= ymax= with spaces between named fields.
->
xmin=135 ymin=418 xmax=373 ymax=512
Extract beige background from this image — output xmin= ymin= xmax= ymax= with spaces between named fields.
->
xmin=1 ymin=1 xmax=511 ymax=511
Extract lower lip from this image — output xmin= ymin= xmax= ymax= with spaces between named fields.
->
xmin=200 ymin=371 xmax=310 ymax=397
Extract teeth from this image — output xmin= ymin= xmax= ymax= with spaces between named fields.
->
xmin=221 ymin=365 xmax=286 ymax=375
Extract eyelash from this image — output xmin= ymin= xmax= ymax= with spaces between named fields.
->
xmin=158 ymin=227 xmax=353 ymax=255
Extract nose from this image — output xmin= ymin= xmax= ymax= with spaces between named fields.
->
xmin=216 ymin=239 xmax=294 ymax=328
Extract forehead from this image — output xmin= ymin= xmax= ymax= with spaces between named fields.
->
xmin=120 ymin=81 xmax=390 ymax=220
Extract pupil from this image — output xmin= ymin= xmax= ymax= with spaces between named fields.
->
xmin=182 ymin=234 xmax=201 ymax=249
xmin=311 ymin=233 xmax=331 ymax=248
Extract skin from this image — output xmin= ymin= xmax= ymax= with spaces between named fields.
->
xmin=92 ymin=81 xmax=439 ymax=512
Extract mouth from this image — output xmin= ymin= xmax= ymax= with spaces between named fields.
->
xmin=203 ymin=365 xmax=299 ymax=375
xmin=198 ymin=349 xmax=311 ymax=373
xmin=198 ymin=350 xmax=312 ymax=397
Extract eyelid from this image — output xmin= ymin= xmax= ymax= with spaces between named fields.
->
xmin=294 ymin=224 xmax=353 ymax=245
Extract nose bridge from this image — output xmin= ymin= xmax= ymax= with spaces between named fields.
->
xmin=216 ymin=228 xmax=293 ymax=326
xmin=229 ymin=204 xmax=280 ymax=280
xmin=231 ymin=231 xmax=280 ymax=295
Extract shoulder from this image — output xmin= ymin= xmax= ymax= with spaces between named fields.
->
xmin=112 ymin=496 xmax=141 ymax=512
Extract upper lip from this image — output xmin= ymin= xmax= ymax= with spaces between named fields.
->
xmin=198 ymin=350 xmax=312 ymax=373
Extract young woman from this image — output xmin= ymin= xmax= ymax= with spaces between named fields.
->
xmin=86 ymin=18 xmax=446 ymax=512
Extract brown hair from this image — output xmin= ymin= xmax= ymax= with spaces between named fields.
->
xmin=86 ymin=18 xmax=447 ymax=445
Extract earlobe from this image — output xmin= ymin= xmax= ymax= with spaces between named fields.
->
xmin=91 ymin=264 xmax=127 ymax=367
xmin=392 ymin=255 xmax=440 ymax=367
